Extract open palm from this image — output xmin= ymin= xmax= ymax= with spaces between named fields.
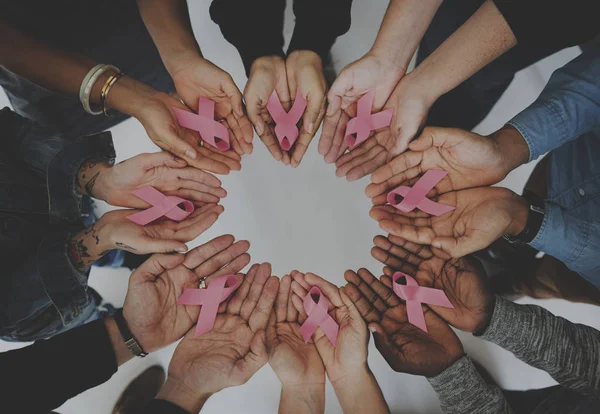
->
xmin=370 ymin=186 xmax=525 ymax=258
xmin=123 ymin=235 xmax=251 ymax=353
xmin=371 ymin=234 xmax=494 ymax=333
xmin=167 ymin=263 xmax=279 ymax=394
xmin=344 ymin=268 xmax=463 ymax=377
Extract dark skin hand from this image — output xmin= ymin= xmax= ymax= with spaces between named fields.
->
xmin=343 ymin=267 xmax=464 ymax=377
xmin=371 ymin=234 xmax=495 ymax=333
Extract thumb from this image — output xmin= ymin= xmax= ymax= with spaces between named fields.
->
xmin=326 ymin=87 xmax=343 ymax=117
xmin=161 ymin=130 xmax=198 ymax=160
xmin=368 ymin=322 xmax=389 ymax=344
xmin=223 ymin=78 xmax=245 ymax=118
xmin=141 ymin=152 xmax=187 ymax=170
xmin=303 ymin=92 xmax=325 ymax=135
xmin=130 ymin=252 xmax=186 ymax=283
xmin=432 ymin=236 xmax=474 ymax=258
xmin=408 ymin=127 xmax=447 ymax=152
xmin=142 ymin=237 xmax=189 ymax=254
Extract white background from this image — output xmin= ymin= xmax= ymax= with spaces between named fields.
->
xmin=1 ymin=1 xmax=598 ymax=413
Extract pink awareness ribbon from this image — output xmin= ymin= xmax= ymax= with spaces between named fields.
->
xmin=298 ymin=286 xmax=339 ymax=346
xmin=387 ymin=170 xmax=455 ymax=216
xmin=172 ymin=97 xmax=231 ymax=151
xmin=126 ymin=186 xmax=195 ymax=226
xmin=344 ymin=89 xmax=393 ymax=148
xmin=266 ymin=89 xmax=307 ymax=151
xmin=392 ymin=272 xmax=453 ymax=333
xmin=178 ymin=274 xmax=240 ymax=337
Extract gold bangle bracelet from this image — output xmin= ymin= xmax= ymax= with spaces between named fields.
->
xmin=100 ymin=72 xmax=125 ymax=117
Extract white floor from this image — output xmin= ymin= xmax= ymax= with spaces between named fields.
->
xmin=2 ymin=1 xmax=599 ymax=413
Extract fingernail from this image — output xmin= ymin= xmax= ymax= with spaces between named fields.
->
xmin=256 ymin=123 xmax=264 ymax=135
xmin=185 ymin=150 xmax=197 ymax=159
xmin=306 ymin=122 xmax=314 ymax=134
xmin=176 ymin=247 xmax=188 ymax=252
xmin=432 ymin=241 xmax=441 ymax=248
xmin=369 ymin=326 xmax=377 ymax=333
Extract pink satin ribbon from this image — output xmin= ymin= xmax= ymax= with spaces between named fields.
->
xmin=266 ymin=89 xmax=307 ymax=151
xmin=392 ymin=272 xmax=453 ymax=333
xmin=126 ymin=186 xmax=195 ymax=226
xmin=178 ymin=274 xmax=240 ymax=337
xmin=172 ymin=97 xmax=231 ymax=151
xmin=298 ymin=286 xmax=339 ymax=346
xmin=387 ymin=170 xmax=455 ymax=216
xmin=344 ymin=89 xmax=393 ymax=148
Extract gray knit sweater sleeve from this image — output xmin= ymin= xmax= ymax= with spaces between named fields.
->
xmin=428 ymin=356 xmax=514 ymax=414
xmin=480 ymin=296 xmax=600 ymax=395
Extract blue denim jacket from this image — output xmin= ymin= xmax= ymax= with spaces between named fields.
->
xmin=507 ymin=47 xmax=600 ymax=286
xmin=0 ymin=108 xmax=116 ymax=340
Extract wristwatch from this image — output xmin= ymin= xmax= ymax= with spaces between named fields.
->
xmin=114 ymin=309 xmax=148 ymax=358
xmin=502 ymin=191 xmax=545 ymax=245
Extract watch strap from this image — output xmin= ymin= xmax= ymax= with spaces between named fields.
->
xmin=503 ymin=191 xmax=545 ymax=244
xmin=114 ymin=309 xmax=148 ymax=358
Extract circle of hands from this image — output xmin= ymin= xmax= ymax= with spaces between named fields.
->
xmin=92 ymin=46 xmax=533 ymax=411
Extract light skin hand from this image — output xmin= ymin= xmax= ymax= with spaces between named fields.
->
xmin=163 ymin=263 xmax=279 ymax=401
xmin=369 ymin=186 xmax=530 ymax=258
xmin=371 ymin=234 xmax=495 ymax=333
xmin=366 ymin=125 xmax=530 ymax=199
xmin=244 ymin=56 xmax=292 ymax=165
xmin=266 ymin=274 xmax=326 ymax=414
xmin=107 ymin=77 xmax=242 ymax=174
xmin=320 ymin=53 xmax=405 ymax=165
xmin=290 ymin=272 xmax=389 ymax=414
xmin=82 ymin=152 xmax=227 ymax=208
xmin=286 ymin=50 xmax=327 ymax=168
xmin=344 ymin=268 xmax=464 ymax=377
xmin=123 ymin=234 xmax=251 ymax=353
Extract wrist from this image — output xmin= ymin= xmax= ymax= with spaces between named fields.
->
xmin=489 ymin=125 xmax=530 ymax=177
xmin=163 ymin=47 xmax=204 ymax=79
xmin=286 ymin=50 xmax=323 ymax=69
xmin=77 ymin=160 xmax=111 ymax=200
xmin=329 ymin=362 xmax=371 ymax=392
xmin=367 ymin=47 xmax=408 ymax=79
xmin=104 ymin=316 xmax=134 ymax=366
xmin=505 ymin=194 xmax=530 ymax=236
xmin=156 ymin=378 xmax=212 ymax=414
xmin=399 ymin=71 xmax=438 ymax=109
xmin=105 ymin=75 xmax=159 ymax=118
xmin=280 ymin=383 xmax=325 ymax=414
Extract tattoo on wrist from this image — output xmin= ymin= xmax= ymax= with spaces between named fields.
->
xmin=116 ymin=242 xmax=137 ymax=251
xmin=85 ymin=171 xmax=100 ymax=198
xmin=83 ymin=223 xmax=100 ymax=245
xmin=68 ymin=237 xmax=92 ymax=271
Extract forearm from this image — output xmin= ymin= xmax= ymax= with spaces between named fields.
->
xmin=369 ymin=0 xmax=443 ymax=73
xmin=428 ymin=356 xmax=513 ymax=414
xmin=332 ymin=366 xmax=390 ymax=414
xmin=67 ymin=219 xmax=115 ymax=271
xmin=407 ymin=0 xmax=516 ymax=103
xmin=480 ymin=296 xmax=600 ymax=395
xmin=279 ymin=384 xmax=325 ymax=414
xmin=136 ymin=0 xmax=201 ymax=75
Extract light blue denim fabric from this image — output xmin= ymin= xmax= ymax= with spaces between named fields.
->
xmin=507 ymin=47 xmax=600 ymax=287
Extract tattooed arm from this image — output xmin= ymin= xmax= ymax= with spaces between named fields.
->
xmin=67 ymin=221 xmax=115 ymax=271
xmin=77 ymin=159 xmax=112 ymax=200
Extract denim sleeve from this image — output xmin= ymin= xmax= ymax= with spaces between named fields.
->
xmin=0 ymin=107 xmax=115 ymax=223
xmin=530 ymin=202 xmax=600 ymax=287
xmin=428 ymin=356 xmax=514 ymax=414
xmin=507 ymin=48 xmax=600 ymax=162
xmin=480 ymin=296 xmax=600 ymax=395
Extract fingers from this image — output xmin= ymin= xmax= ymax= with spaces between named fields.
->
xmin=342 ymin=279 xmax=381 ymax=323
xmin=408 ymin=126 xmax=448 ymax=152
xmin=130 ymin=252 xmax=186 ymax=283
xmin=222 ymin=75 xmax=245 ymax=119
xmin=140 ymin=152 xmax=187 ymax=170
xmin=183 ymin=234 xmax=234 ymax=269
xmin=371 ymin=151 xmax=423 ymax=185
xmin=292 ymin=93 xmax=326 ymax=167
xmin=324 ymin=110 xmax=350 ymax=164
xmin=226 ymin=113 xmax=253 ymax=155
xmin=371 ymin=234 xmax=432 ymax=271
xmin=177 ymin=167 xmax=223 ymax=189
xmin=227 ymin=263 xmax=260 ymax=315
xmin=248 ymin=276 xmax=280 ymax=333
xmin=318 ymin=112 xmax=339 ymax=156
xmin=240 ymin=263 xmax=272 ymax=321
xmin=187 ymin=236 xmax=251 ymax=279
xmin=345 ymin=268 xmax=398 ymax=309
xmin=335 ymin=138 xmax=387 ymax=181
xmin=172 ymin=206 xmax=223 ymax=242
xmin=141 ymin=236 xmax=188 ymax=254
xmin=275 ymin=274 xmax=291 ymax=323
xmin=304 ymin=273 xmax=343 ymax=308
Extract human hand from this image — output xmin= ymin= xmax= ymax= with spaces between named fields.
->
xmin=266 ymin=274 xmax=326 ymax=387
xmin=163 ymin=263 xmax=279 ymax=397
xmin=285 ymin=50 xmax=327 ymax=167
xmin=319 ymin=53 xmax=405 ymax=165
xmin=289 ymin=272 xmax=368 ymax=384
xmin=371 ymin=234 xmax=494 ymax=333
xmin=123 ymin=234 xmax=251 ymax=353
xmin=344 ymin=268 xmax=464 ymax=377
xmin=366 ymin=127 xmax=522 ymax=199
xmin=244 ymin=56 xmax=292 ymax=165
xmin=334 ymin=74 xmax=433 ymax=181
xmin=370 ymin=186 xmax=529 ymax=258
xmin=95 ymin=205 xmax=224 ymax=254
xmin=86 ymin=152 xmax=226 ymax=208
xmin=170 ymin=54 xmax=254 ymax=156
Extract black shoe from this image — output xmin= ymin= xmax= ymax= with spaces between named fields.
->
xmin=112 ymin=365 xmax=166 ymax=414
